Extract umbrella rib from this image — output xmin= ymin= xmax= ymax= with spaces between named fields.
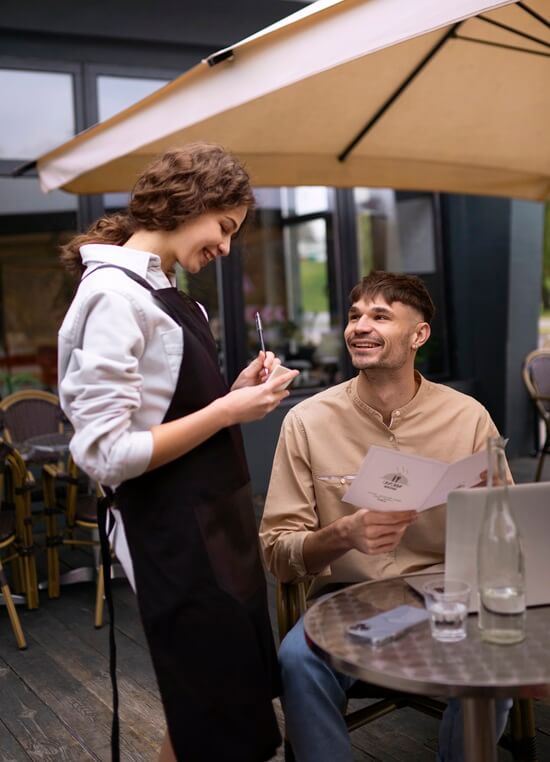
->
xmin=517 ymin=2 xmax=550 ymax=31
xmin=457 ymin=34 xmax=550 ymax=57
xmin=478 ymin=14 xmax=550 ymax=49
xmin=338 ymin=22 xmax=461 ymax=163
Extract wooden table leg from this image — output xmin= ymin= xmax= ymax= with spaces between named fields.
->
xmin=462 ymin=697 xmax=497 ymax=762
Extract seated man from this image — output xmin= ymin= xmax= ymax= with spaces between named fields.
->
xmin=260 ymin=271 xmax=511 ymax=762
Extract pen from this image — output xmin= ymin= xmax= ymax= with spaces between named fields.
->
xmin=255 ymin=311 xmax=266 ymax=354
xmin=255 ymin=311 xmax=269 ymax=377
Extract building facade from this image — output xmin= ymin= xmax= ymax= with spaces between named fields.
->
xmin=0 ymin=0 xmax=544 ymax=490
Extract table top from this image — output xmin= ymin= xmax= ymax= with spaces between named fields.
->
xmin=303 ymin=576 xmax=550 ymax=700
xmin=17 ymin=431 xmax=72 ymax=461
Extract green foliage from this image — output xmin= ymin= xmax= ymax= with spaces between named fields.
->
xmin=0 ymin=371 xmax=42 ymax=396
xmin=299 ymin=259 xmax=329 ymax=313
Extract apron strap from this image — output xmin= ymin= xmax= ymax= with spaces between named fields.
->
xmin=97 ymin=486 xmax=120 ymax=762
xmin=81 ymin=263 xmax=155 ymax=291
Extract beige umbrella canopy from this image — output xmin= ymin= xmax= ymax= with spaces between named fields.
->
xmin=35 ymin=0 xmax=550 ymax=200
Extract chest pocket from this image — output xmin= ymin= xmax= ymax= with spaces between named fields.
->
xmin=160 ymin=327 xmax=183 ymax=384
xmin=314 ymin=474 xmax=356 ymax=503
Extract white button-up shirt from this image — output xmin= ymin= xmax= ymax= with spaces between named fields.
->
xmin=59 ymin=243 xmax=194 ymax=589
xmin=58 ymin=243 xmax=184 ymax=487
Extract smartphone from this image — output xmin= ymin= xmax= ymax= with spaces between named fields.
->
xmin=267 ymin=364 xmax=295 ymax=390
xmin=346 ymin=605 xmax=430 ymax=646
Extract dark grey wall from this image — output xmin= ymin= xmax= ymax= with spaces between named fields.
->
xmin=0 ymin=0 xmax=307 ymax=50
xmin=506 ymin=200 xmax=544 ymax=454
xmin=442 ymin=194 xmax=543 ymax=457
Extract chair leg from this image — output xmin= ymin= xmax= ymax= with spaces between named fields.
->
xmin=42 ymin=470 xmax=61 ymax=598
xmin=535 ymin=433 xmax=550 ymax=482
xmin=509 ymin=699 xmax=538 ymax=762
xmin=11 ymin=555 xmax=23 ymax=594
xmin=534 ymin=451 xmax=546 ymax=482
xmin=0 ymin=563 xmax=27 ymax=649
xmin=21 ymin=553 xmax=39 ymax=610
xmin=94 ymin=564 xmax=104 ymax=629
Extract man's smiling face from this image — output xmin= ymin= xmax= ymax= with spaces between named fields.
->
xmin=344 ymin=295 xmax=426 ymax=372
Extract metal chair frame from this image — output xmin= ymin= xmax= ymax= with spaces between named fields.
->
xmin=522 ymin=349 xmax=550 ymax=482
xmin=278 ymin=580 xmax=539 ymax=762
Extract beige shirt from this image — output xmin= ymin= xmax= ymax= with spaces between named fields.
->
xmin=260 ymin=373 xmax=501 ymax=597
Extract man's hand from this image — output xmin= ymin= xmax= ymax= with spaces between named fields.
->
xmin=342 ymin=508 xmax=417 ymax=555
xmin=302 ymin=507 xmax=418 ymax=574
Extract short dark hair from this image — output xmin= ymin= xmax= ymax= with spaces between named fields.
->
xmin=349 ymin=271 xmax=435 ymax=324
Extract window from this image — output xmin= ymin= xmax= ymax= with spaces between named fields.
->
xmin=97 ymin=74 xmax=169 ymax=210
xmin=0 ymin=231 xmax=76 ymax=393
xmin=354 ymin=188 xmax=449 ymax=378
xmin=97 ymin=75 xmax=168 ymax=121
xmin=241 ymin=187 xmax=343 ymax=390
xmin=0 ymin=69 xmax=75 ymax=159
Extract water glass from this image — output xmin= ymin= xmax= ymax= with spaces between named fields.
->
xmin=422 ymin=579 xmax=470 ymax=642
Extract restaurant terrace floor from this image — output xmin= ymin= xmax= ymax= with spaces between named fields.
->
xmin=1 ymin=456 xmax=549 ymax=761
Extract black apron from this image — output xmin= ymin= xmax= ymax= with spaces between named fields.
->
xmin=94 ymin=266 xmax=281 ymax=762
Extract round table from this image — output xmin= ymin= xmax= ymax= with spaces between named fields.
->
xmin=304 ymin=576 xmax=550 ymax=762
xmin=16 ymin=431 xmax=72 ymax=462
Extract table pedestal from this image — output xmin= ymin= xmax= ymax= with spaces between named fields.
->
xmin=462 ymin=697 xmax=496 ymax=762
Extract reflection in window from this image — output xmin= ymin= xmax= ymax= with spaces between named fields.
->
xmin=355 ymin=189 xmax=436 ymax=276
xmin=175 ymin=262 xmax=222 ymax=364
xmin=354 ymin=188 xmax=447 ymax=378
xmin=98 ymin=75 xmax=168 ymax=211
xmin=0 ymin=69 xmax=75 ymax=159
xmin=242 ymin=188 xmax=342 ymax=390
xmin=0 ymin=231 xmax=76 ymax=393
xmin=97 ymin=75 xmax=168 ymax=121
xmin=281 ymin=187 xmax=329 ymax=217
xmin=0 ymin=177 xmax=77 ymax=215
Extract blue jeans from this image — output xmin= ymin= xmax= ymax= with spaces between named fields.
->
xmin=280 ymin=617 xmax=512 ymax=762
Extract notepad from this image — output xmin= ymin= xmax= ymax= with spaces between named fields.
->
xmin=341 ymin=445 xmax=488 ymax=512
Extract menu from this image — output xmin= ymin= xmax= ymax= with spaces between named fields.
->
xmin=341 ymin=445 xmax=488 ymax=512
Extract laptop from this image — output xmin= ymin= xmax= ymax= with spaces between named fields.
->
xmin=405 ymin=482 xmax=550 ymax=612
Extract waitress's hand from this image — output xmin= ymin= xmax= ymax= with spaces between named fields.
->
xmin=230 ymin=351 xmax=278 ymax=390
xmin=218 ymin=367 xmax=299 ymax=424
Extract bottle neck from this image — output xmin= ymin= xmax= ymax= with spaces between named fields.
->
xmin=488 ymin=441 xmax=507 ymax=491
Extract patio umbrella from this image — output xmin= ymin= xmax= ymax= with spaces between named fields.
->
xmin=34 ymin=0 xmax=550 ymax=200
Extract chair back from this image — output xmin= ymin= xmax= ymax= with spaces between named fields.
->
xmin=0 ymin=390 xmax=64 ymax=445
xmin=523 ymin=350 xmax=550 ymax=422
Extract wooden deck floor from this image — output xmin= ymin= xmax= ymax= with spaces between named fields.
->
xmin=1 ymin=456 xmax=550 ymax=760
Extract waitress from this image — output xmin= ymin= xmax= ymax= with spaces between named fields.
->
xmin=58 ymin=142 xmax=297 ymax=762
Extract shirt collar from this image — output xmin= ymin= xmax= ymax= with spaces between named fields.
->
xmin=80 ymin=243 xmax=174 ymax=286
xmin=349 ymin=371 xmax=428 ymax=420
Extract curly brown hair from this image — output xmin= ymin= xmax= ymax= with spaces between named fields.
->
xmin=61 ymin=142 xmax=255 ymax=276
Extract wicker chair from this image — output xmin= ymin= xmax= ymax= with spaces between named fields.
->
xmin=523 ymin=349 xmax=550 ymax=481
xmin=0 ymin=390 xmax=65 ymax=451
xmin=0 ymin=441 xmax=39 ymax=616
xmin=0 ymin=444 xmax=28 ymax=648
xmin=278 ymin=580 xmax=538 ymax=762
xmin=41 ymin=455 xmax=106 ymax=628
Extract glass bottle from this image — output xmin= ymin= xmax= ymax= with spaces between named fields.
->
xmin=477 ymin=436 xmax=526 ymax=644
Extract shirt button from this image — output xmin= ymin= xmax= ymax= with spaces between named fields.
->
xmin=394 ymin=411 xmax=400 ymax=417
xmin=389 ymin=435 xmax=395 ymax=442
xmin=340 ymin=478 xmax=346 ymax=485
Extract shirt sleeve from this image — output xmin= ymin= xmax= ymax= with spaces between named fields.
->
xmin=59 ymin=288 xmax=154 ymax=486
xmin=260 ymin=409 xmax=329 ymax=583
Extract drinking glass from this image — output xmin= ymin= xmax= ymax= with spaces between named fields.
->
xmin=422 ymin=579 xmax=470 ymax=642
